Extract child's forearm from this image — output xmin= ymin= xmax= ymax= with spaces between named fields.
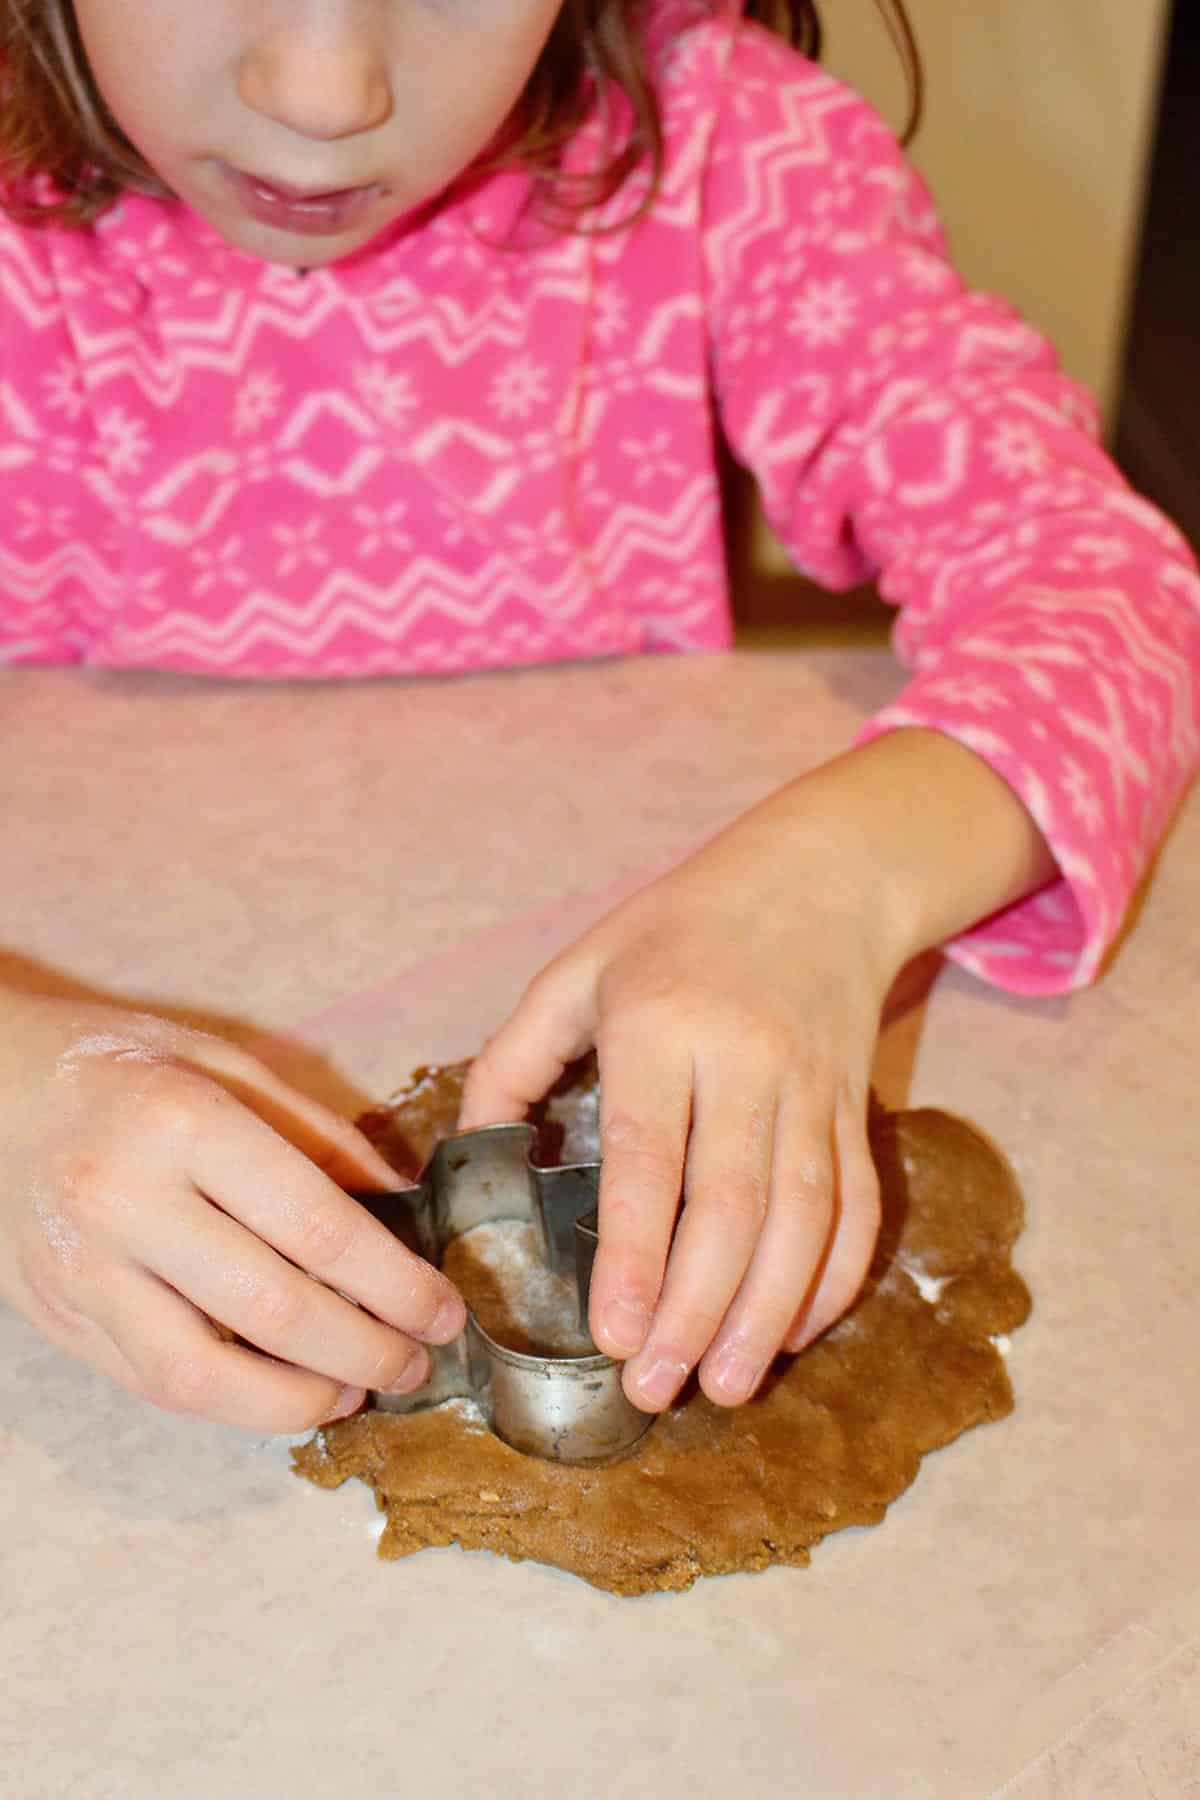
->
xmin=705 ymin=725 xmax=1058 ymax=976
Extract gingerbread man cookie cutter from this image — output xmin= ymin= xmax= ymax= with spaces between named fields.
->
xmin=355 ymin=1123 xmax=652 ymax=1465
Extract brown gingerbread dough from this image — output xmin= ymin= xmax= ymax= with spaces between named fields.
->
xmin=293 ymin=1062 xmax=1030 ymax=1595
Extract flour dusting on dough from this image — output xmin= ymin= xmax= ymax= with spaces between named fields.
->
xmin=444 ymin=1220 xmax=594 ymax=1357
xmin=898 ymin=1255 xmax=952 ymax=1305
xmin=438 ymin=1395 xmax=489 ymax=1432
xmin=545 ymin=1081 xmax=601 ymax=1162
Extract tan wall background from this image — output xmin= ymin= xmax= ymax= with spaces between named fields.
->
xmin=824 ymin=0 xmax=1170 ymax=418
xmin=745 ymin=0 xmax=1172 ymax=593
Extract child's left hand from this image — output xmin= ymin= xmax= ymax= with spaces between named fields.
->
xmin=459 ymin=730 xmax=1055 ymax=1413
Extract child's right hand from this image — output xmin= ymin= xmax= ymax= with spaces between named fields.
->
xmin=0 ymin=991 xmax=465 ymax=1431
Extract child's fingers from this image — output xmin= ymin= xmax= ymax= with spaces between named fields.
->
xmin=181 ymin=1075 xmax=465 ymax=1345
xmin=622 ymin=1085 xmax=836 ymax=1413
xmin=182 ymin=1038 xmax=402 ymax=1193
xmin=19 ymin=1244 xmax=367 ymax=1434
xmin=136 ymin=1184 xmax=431 ymax=1397
xmin=76 ymin=1032 xmax=464 ymax=1342
xmin=68 ymin=1013 xmax=403 ymax=1194
xmin=611 ymin=1058 xmax=779 ymax=1408
xmin=87 ymin=1264 xmax=364 ymax=1433
xmin=585 ymin=1017 xmax=693 ymax=1362
xmin=692 ymin=1098 xmax=838 ymax=1406
xmin=781 ymin=1095 xmax=881 ymax=1352
xmin=457 ymin=955 xmax=599 ymax=1129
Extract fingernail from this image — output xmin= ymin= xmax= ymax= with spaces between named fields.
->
xmin=326 ymin=1384 xmax=365 ymax=1421
xmin=430 ymin=1296 xmax=466 ymax=1343
xmin=710 ymin=1346 xmax=764 ymax=1404
xmin=632 ymin=1354 xmax=690 ymax=1410
xmin=383 ymin=1349 xmax=429 ymax=1394
xmin=601 ymin=1294 xmax=651 ymax=1355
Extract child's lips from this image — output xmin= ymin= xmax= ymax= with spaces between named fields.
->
xmin=220 ymin=163 xmax=386 ymax=236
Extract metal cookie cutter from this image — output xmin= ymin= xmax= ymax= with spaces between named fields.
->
xmin=355 ymin=1123 xmax=652 ymax=1465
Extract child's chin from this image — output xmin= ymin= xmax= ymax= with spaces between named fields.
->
xmin=200 ymin=206 xmax=383 ymax=271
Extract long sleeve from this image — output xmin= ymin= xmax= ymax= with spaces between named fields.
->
xmin=700 ymin=24 xmax=1200 ymax=994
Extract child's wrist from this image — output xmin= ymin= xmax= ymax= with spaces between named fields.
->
xmin=829 ymin=729 xmax=1057 ymax=960
xmin=728 ymin=728 xmax=1058 ymax=973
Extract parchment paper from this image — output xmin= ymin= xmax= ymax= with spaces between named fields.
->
xmin=4 ymin=865 xmax=1198 ymax=1796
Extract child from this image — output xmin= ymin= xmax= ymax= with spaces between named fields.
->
xmin=2 ymin=0 xmax=1197 ymax=1436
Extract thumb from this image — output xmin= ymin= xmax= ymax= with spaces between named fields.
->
xmin=458 ymin=948 xmax=600 ymax=1129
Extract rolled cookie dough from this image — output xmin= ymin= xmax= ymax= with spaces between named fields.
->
xmin=293 ymin=1062 xmax=1031 ymax=1595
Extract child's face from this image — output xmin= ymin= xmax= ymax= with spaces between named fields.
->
xmin=73 ymin=0 xmax=565 ymax=267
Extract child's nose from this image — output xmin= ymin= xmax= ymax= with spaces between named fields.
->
xmin=238 ymin=22 xmax=393 ymax=143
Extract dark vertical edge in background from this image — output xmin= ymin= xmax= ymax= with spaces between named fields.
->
xmin=1115 ymin=0 xmax=1200 ymax=555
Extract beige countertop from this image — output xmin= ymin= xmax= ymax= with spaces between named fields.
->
xmin=2 ymin=649 xmax=1198 ymax=1796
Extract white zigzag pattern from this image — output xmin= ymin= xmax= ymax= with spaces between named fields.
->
xmin=120 ymin=554 xmax=591 ymax=668
xmin=0 ymin=542 xmax=122 ymax=611
xmin=31 ymin=270 xmax=594 ymax=406
xmin=114 ymin=481 xmax=724 ymax=668
xmin=702 ymin=74 xmax=847 ymax=291
xmin=0 ymin=235 xmax=69 ymax=334
xmin=592 ymin=477 xmax=718 ymax=578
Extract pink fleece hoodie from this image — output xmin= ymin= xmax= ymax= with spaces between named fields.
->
xmin=3 ymin=0 xmax=1199 ymax=995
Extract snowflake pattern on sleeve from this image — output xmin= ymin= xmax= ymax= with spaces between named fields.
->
xmin=699 ymin=21 xmax=1200 ymax=994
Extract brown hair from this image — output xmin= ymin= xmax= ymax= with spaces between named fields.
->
xmin=0 ymin=0 xmax=922 ymax=231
